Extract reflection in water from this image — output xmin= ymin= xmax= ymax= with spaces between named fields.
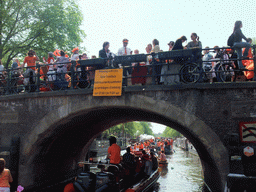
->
xmin=158 ymin=165 xmax=168 ymax=178
xmin=156 ymin=147 xmax=204 ymax=192
xmin=93 ymin=148 xmax=203 ymax=192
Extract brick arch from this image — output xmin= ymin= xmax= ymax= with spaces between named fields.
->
xmin=22 ymin=94 xmax=228 ymax=191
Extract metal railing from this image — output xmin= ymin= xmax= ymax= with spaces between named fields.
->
xmin=0 ymin=45 xmax=255 ymax=96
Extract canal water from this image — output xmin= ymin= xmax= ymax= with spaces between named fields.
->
xmin=156 ymin=146 xmax=204 ymax=192
xmin=93 ymin=146 xmax=204 ymax=191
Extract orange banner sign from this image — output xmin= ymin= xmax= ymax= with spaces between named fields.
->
xmin=93 ymin=69 xmax=123 ymax=96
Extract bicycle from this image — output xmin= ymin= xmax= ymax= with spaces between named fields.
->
xmin=179 ymin=62 xmax=201 ymax=83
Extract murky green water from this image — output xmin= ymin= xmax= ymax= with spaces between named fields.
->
xmin=157 ymin=147 xmax=204 ymax=192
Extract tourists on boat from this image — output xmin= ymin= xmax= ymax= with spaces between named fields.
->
xmin=107 ymin=136 xmax=121 ymax=165
xmin=150 ymin=152 xmax=158 ymax=171
xmin=134 ymin=156 xmax=143 ymax=179
xmin=122 ymin=147 xmax=136 ymax=187
xmin=141 ymin=150 xmax=152 ymax=177
xmin=159 ymin=150 xmax=167 ymax=162
xmin=123 ymin=147 xmax=135 ymax=169
xmin=139 ymin=142 xmax=144 ymax=151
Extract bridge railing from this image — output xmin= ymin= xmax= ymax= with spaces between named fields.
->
xmin=0 ymin=45 xmax=255 ymax=96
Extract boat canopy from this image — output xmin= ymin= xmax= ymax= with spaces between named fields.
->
xmin=139 ymin=134 xmax=155 ymax=141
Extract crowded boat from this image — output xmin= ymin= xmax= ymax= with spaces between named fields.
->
xmin=63 ymin=136 xmax=174 ymax=192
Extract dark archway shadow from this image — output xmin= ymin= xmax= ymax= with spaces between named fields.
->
xmin=26 ymin=107 xmax=223 ymax=192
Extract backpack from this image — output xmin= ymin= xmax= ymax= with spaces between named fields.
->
xmin=227 ymin=33 xmax=235 ymax=47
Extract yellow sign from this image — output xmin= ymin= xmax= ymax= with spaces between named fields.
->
xmin=93 ymin=69 xmax=123 ymax=96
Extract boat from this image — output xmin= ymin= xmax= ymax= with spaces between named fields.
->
xmin=73 ymin=155 xmax=160 ymax=192
xmin=158 ymin=160 xmax=168 ymax=166
xmin=88 ymin=137 xmax=127 ymax=158
xmin=164 ymin=145 xmax=173 ymax=155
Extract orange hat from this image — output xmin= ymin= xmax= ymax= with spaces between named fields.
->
xmin=72 ymin=47 xmax=79 ymax=53
xmin=53 ymin=49 xmax=60 ymax=56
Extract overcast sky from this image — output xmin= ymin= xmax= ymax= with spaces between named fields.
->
xmin=78 ymin=0 xmax=255 ymax=57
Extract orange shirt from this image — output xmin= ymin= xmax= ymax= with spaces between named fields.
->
xmin=63 ymin=183 xmax=75 ymax=192
xmin=139 ymin=143 xmax=144 ymax=150
xmin=108 ymin=143 xmax=121 ymax=164
xmin=170 ymin=139 xmax=173 ymax=146
xmin=0 ymin=169 xmax=12 ymax=188
xmin=23 ymin=56 xmax=37 ymax=70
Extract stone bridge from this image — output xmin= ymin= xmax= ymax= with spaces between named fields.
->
xmin=1 ymin=82 xmax=256 ymax=191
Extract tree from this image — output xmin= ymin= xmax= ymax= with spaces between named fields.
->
xmin=0 ymin=0 xmax=85 ymax=67
xmin=162 ymin=126 xmax=182 ymax=138
xmin=102 ymin=121 xmax=154 ymax=139
xmin=252 ymin=38 xmax=256 ymax=45
xmin=139 ymin=121 xmax=153 ymax=135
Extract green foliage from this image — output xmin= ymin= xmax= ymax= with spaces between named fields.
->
xmin=0 ymin=0 xmax=85 ymax=67
xmin=162 ymin=126 xmax=182 ymax=138
xmin=102 ymin=122 xmax=154 ymax=139
xmin=139 ymin=122 xmax=153 ymax=135
xmin=252 ymin=38 xmax=256 ymax=45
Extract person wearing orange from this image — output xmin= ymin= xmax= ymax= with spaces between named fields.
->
xmin=63 ymin=183 xmax=75 ymax=192
xmin=22 ymin=49 xmax=39 ymax=71
xmin=107 ymin=136 xmax=121 ymax=164
xmin=242 ymin=38 xmax=253 ymax=68
xmin=160 ymin=144 xmax=164 ymax=152
xmin=244 ymin=62 xmax=254 ymax=80
xmin=22 ymin=50 xmax=39 ymax=88
xmin=133 ymin=143 xmax=137 ymax=151
xmin=241 ymin=40 xmax=254 ymax=80
xmin=139 ymin=142 xmax=144 ymax=151
xmin=242 ymin=38 xmax=254 ymax=80
xmin=170 ymin=138 xmax=173 ymax=147
xmin=0 ymin=158 xmax=13 ymax=192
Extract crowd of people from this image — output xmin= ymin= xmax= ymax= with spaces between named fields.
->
xmin=107 ymin=136 xmax=173 ymax=181
xmin=0 ymin=20 xmax=254 ymax=94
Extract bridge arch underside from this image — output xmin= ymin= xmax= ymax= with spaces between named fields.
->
xmin=26 ymin=105 xmax=228 ymax=191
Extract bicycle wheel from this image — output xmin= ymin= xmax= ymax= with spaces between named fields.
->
xmin=216 ymin=64 xmax=233 ymax=82
xmin=180 ymin=63 xmax=200 ymax=83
